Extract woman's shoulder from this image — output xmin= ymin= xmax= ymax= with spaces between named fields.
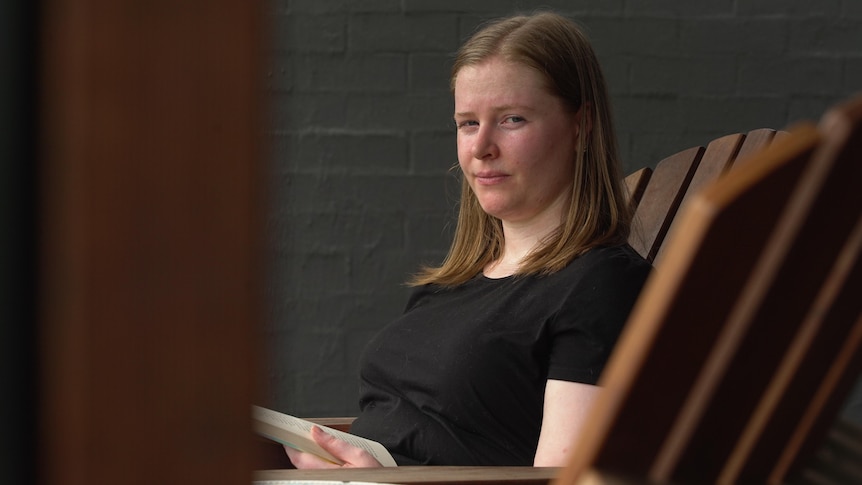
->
xmin=567 ymin=244 xmax=652 ymax=275
xmin=546 ymin=244 xmax=653 ymax=299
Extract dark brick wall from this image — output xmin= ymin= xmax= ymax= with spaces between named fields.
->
xmin=264 ymin=0 xmax=862 ymax=418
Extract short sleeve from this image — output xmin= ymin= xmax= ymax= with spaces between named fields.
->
xmin=546 ymin=247 xmax=652 ymax=384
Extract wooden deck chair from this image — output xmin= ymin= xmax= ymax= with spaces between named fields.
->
xmin=255 ymin=97 xmax=862 ymax=484
xmin=555 ymin=122 xmax=822 ymax=483
xmin=557 ymin=95 xmax=862 ymax=484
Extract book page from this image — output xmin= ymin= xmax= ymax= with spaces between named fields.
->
xmin=252 ymin=406 xmax=398 ymax=467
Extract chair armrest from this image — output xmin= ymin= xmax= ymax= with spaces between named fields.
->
xmin=254 ymin=466 xmax=560 ymax=484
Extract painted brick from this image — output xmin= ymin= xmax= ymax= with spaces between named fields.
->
xmin=790 ymin=17 xmax=862 ymax=54
xmin=349 ymin=13 xmax=459 ymax=52
xmin=346 ymin=93 xmax=453 ymax=132
xmin=279 ymin=173 xmax=451 ymax=214
xmin=787 ymin=95 xmax=852 ymax=124
xmin=354 ymin=174 xmax=451 ymax=213
xmin=346 ymin=93 xmax=409 ymax=129
xmin=292 ymin=369 xmax=360 ymax=415
xmin=457 ymin=15 xmax=488 ymax=42
xmin=291 ymin=131 xmax=408 ymax=173
xmin=403 ymin=0 xmax=520 ymax=13
xmin=349 ymin=248 xmax=417 ymax=292
xmin=407 ymin=94 xmax=457 ymax=131
xmin=524 ymin=0 xmax=625 ymax=15
xmin=612 ymin=95 xmax=689 ymax=134
xmin=270 ymin=130 xmax=409 ymax=174
xmin=601 ymin=56 xmax=630 ymax=96
xmin=410 ymin=130 xmax=457 ymax=174
xmin=846 ymin=57 xmax=862 ymax=92
xmin=285 ymin=0 xmax=346 ymax=14
xmin=738 ymin=56 xmax=843 ymax=96
xmin=630 ymin=55 xmax=737 ymax=96
xmin=404 ymin=0 xmax=623 ymax=15
xmin=279 ymin=212 xmax=405 ymax=253
xmin=680 ymin=96 xmax=788 ymax=134
xmin=277 ymin=0 xmax=403 ymax=14
xmin=267 ymin=133 xmax=298 ymax=172
xmin=586 ymin=17 xmax=678 ymax=57
xmin=266 ymin=52 xmax=294 ymax=92
xmin=678 ymin=18 xmax=788 ymax=55
xmin=346 ymin=0 xmax=402 ymax=13
xmin=406 ymin=212 xmax=457 ymax=255
xmin=629 ymin=131 xmax=726 ymax=170
xmin=277 ymin=251 xmax=351 ymax=295
xmin=406 ymin=0 xmax=625 ymax=16
xmin=615 ymin=131 xmax=633 ymax=172
xmin=738 ymin=0 xmax=842 ymax=16
xmin=269 ymin=92 xmax=348 ymax=131
xmin=344 ymin=328 xmax=380 ymax=374
xmin=845 ymin=1 xmax=862 ymax=17
xmin=283 ymin=0 xmax=406 ymax=15
xmin=270 ymin=13 xmax=346 ymax=52
xmin=624 ymin=0 xmax=735 ymax=17
xmin=409 ymin=52 xmax=454 ymax=92
xmin=293 ymin=54 xmax=407 ymax=93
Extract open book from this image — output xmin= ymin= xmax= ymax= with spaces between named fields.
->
xmin=252 ymin=405 xmax=398 ymax=467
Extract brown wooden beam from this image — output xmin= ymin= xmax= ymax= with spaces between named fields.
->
xmin=38 ymin=1 xmax=263 ymax=483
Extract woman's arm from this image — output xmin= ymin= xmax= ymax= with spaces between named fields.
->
xmin=533 ymin=379 xmax=601 ymax=467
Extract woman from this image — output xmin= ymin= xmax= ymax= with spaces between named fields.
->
xmin=287 ymin=11 xmax=652 ymax=468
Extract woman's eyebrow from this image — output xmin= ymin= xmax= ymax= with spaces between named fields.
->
xmin=454 ymin=104 xmax=534 ymax=118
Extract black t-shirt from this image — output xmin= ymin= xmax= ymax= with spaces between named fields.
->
xmin=349 ymin=244 xmax=652 ymax=466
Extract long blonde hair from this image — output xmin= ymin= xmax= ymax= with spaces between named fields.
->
xmin=410 ymin=12 xmax=631 ymax=287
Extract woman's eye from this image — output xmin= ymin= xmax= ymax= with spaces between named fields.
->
xmin=503 ymin=116 xmax=525 ymax=124
xmin=456 ymin=120 xmax=479 ymax=130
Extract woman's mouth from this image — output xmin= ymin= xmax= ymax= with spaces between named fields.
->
xmin=475 ymin=171 xmax=509 ymax=186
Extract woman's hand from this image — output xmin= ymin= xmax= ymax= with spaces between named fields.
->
xmin=284 ymin=425 xmax=384 ymax=469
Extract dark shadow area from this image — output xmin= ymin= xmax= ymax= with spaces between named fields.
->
xmin=0 ymin=0 xmax=39 ymax=483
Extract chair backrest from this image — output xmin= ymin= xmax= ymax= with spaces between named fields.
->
xmin=753 ymin=97 xmax=862 ymax=484
xmin=626 ymin=128 xmax=788 ymax=265
xmin=557 ymin=95 xmax=862 ymax=485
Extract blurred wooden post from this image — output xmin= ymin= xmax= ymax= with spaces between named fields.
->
xmin=38 ymin=1 xmax=263 ymax=484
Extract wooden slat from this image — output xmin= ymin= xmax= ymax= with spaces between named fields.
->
xmin=683 ymin=133 xmax=745 ymax=192
xmin=733 ymin=128 xmax=778 ymax=169
xmin=38 ymin=2 xmax=262 ymax=484
xmin=653 ymin=133 xmax=744 ymax=264
xmin=627 ymin=146 xmax=704 ymax=262
xmin=556 ymin=124 xmax=821 ymax=483
xmin=623 ymin=167 xmax=653 ymax=211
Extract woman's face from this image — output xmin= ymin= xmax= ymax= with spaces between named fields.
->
xmin=454 ymin=57 xmax=583 ymax=227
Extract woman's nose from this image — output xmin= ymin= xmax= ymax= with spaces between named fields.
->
xmin=471 ymin=126 xmax=499 ymax=160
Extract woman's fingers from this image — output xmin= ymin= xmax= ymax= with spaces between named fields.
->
xmin=310 ymin=426 xmax=383 ymax=468
xmin=283 ymin=444 xmax=340 ymax=469
xmin=283 ymin=427 xmax=385 ymax=469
